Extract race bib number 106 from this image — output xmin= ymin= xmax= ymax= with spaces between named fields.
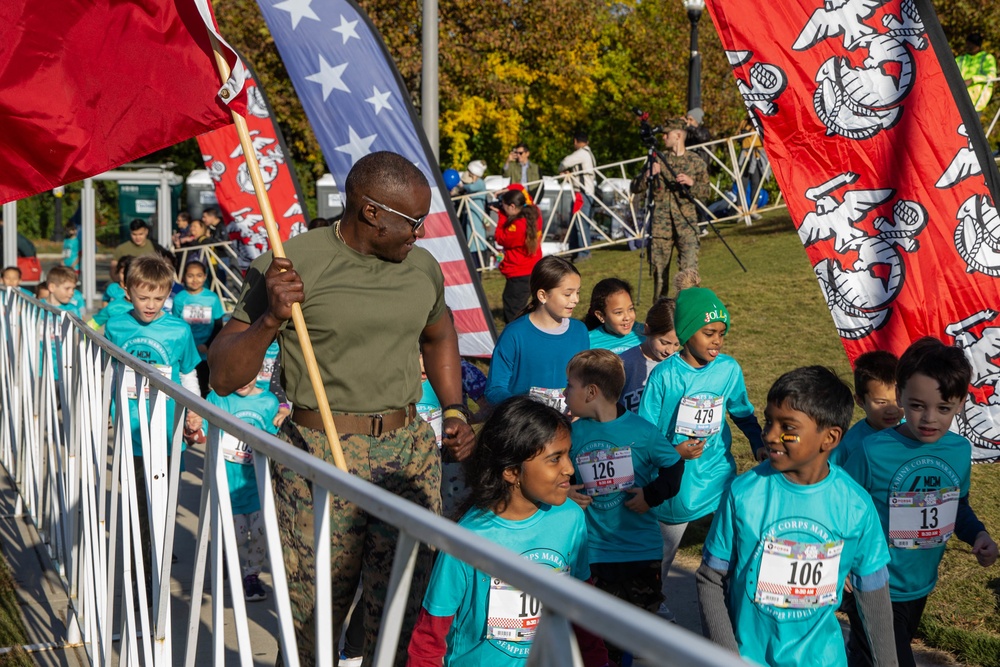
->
xmin=755 ymin=538 xmax=842 ymax=609
xmin=486 ymin=578 xmax=541 ymax=642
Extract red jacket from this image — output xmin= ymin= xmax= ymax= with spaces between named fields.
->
xmin=495 ymin=210 xmax=543 ymax=279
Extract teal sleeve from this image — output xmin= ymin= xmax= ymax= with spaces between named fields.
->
xmin=725 ymin=367 xmax=754 ymax=419
xmin=212 ymin=293 xmax=224 ymax=320
xmin=842 ymin=446 xmax=871 ymax=490
xmin=853 ymin=494 xmax=890 ymax=578
xmin=484 ymin=331 xmax=516 ymax=405
xmin=702 ymin=488 xmax=736 ymax=567
xmin=572 ymin=514 xmax=590 ymax=581
xmin=179 ymin=329 xmax=201 ymax=374
xmin=421 ymin=553 xmax=471 ymax=618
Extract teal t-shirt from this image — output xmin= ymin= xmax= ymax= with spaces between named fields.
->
xmin=703 ymin=463 xmax=890 ymax=667
xmin=204 ymin=390 xmax=279 ymax=515
xmin=829 ymin=418 xmax=877 ymax=468
xmin=92 ymin=298 xmax=133 ymax=328
xmin=172 ymin=288 xmax=224 ymax=354
xmin=57 ymin=290 xmax=85 ymax=319
xmin=570 ymin=411 xmax=680 ymax=563
xmin=587 ymin=321 xmax=645 ymax=354
xmin=421 ymin=502 xmax=589 ymax=665
xmin=104 ymin=311 xmax=201 ymax=456
xmin=62 ymin=236 xmax=80 ymax=268
xmin=842 ymin=427 xmax=972 ymax=601
xmin=638 ymin=353 xmax=756 ymax=523
xmin=256 ymin=340 xmax=281 ymax=390
xmin=104 ymin=282 xmax=125 ymax=304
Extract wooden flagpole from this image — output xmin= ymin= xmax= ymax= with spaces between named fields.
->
xmin=205 ymin=35 xmax=349 ymax=473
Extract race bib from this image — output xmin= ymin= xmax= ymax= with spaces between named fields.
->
xmin=124 ymin=364 xmax=172 ymax=400
xmin=182 ymin=304 xmax=213 ymax=325
xmin=888 ymin=487 xmax=959 ymax=549
xmin=755 ymin=539 xmax=842 ymax=609
xmin=221 ymin=432 xmax=254 ymax=465
xmin=528 ymin=387 xmax=567 ymax=414
xmin=575 ymin=447 xmax=635 ymax=496
xmin=486 ymin=578 xmax=541 ymax=643
xmin=417 ymin=406 xmax=443 ymax=447
xmin=257 ymin=357 xmax=276 ymax=385
xmin=675 ymin=395 xmax=724 ymax=438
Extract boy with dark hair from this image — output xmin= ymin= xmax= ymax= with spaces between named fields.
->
xmin=565 ymin=349 xmax=684 ymax=662
xmin=830 ymin=350 xmax=901 ymax=467
xmin=2 ymin=266 xmax=32 ymax=296
xmin=844 ymin=337 xmax=997 ymax=667
xmin=698 ymin=366 xmax=896 ymax=666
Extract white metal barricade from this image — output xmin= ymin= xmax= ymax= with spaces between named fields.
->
xmin=0 ymin=288 xmax=742 ymax=666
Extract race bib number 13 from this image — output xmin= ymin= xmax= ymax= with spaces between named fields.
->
xmin=486 ymin=578 xmax=540 ymax=642
xmin=888 ymin=487 xmax=959 ymax=549
xmin=755 ymin=539 xmax=842 ymax=609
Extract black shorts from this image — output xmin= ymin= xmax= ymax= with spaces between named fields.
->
xmin=590 ymin=559 xmax=664 ymax=612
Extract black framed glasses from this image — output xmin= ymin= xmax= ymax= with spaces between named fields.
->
xmin=362 ymin=195 xmax=428 ymax=233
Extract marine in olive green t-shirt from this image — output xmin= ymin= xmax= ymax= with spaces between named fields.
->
xmin=230 ymin=226 xmax=446 ymax=414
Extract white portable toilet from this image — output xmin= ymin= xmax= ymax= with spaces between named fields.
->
xmin=185 ymin=169 xmax=218 ymax=220
xmin=316 ymin=173 xmax=344 ymax=220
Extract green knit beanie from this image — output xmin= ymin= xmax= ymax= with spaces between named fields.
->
xmin=674 ymin=287 xmax=730 ymax=345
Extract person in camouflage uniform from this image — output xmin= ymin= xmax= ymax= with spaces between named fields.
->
xmin=631 ymin=118 xmax=710 ymax=301
xmin=209 ymin=151 xmax=475 ymax=667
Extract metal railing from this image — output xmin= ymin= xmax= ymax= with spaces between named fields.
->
xmin=452 ymin=131 xmax=786 ymax=271
xmin=0 ymin=288 xmax=741 ymax=666
xmin=172 ymin=240 xmax=246 ymax=310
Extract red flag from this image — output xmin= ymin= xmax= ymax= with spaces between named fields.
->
xmin=196 ymin=70 xmax=309 ymax=271
xmin=705 ymin=0 xmax=1000 ymax=461
xmin=0 ymin=0 xmax=245 ymax=204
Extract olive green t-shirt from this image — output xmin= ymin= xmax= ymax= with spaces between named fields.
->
xmin=231 ymin=226 xmax=446 ymax=413
xmin=112 ymin=239 xmax=158 ymax=260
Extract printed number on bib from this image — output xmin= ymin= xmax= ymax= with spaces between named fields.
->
xmin=888 ymin=487 xmax=959 ymax=549
xmin=755 ymin=539 xmax=842 ymax=609
xmin=257 ymin=358 xmax=275 ymax=385
xmin=417 ymin=406 xmax=442 ymax=447
xmin=528 ymin=387 xmax=567 ymax=415
xmin=486 ymin=578 xmax=540 ymax=642
xmin=182 ymin=304 xmax=213 ymax=325
xmin=221 ymin=432 xmax=254 ymax=465
xmin=124 ymin=365 xmax=172 ymax=400
xmin=575 ymin=447 xmax=635 ymax=496
xmin=675 ymin=395 xmax=724 ymax=438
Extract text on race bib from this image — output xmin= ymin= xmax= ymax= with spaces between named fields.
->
xmin=257 ymin=358 xmax=276 ymax=385
xmin=486 ymin=578 xmax=541 ymax=643
xmin=124 ymin=365 xmax=172 ymax=400
xmin=221 ymin=432 xmax=254 ymax=465
xmin=675 ymin=395 xmax=724 ymax=438
xmin=888 ymin=487 xmax=959 ymax=549
xmin=182 ymin=304 xmax=213 ymax=325
xmin=417 ymin=406 xmax=443 ymax=447
xmin=528 ymin=387 xmax=567 ymax=415
xmin=755 ymin=538 xmax=842 ymax=609
xmin=575 ymin=447 xmax=635 ymax=496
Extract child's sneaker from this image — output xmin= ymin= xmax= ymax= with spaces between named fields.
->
xmin=338 ymin=653 xmax=363 ymax=667
xmin=243 ymin=574 xmax=267 ymax=602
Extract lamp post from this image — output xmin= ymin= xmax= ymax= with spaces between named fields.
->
xmin=684 ymin=0 xmax=705 ymax=112
xmin=422 ymin=0 xmax=439 ymax=161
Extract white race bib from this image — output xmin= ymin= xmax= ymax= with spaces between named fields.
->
xmin=528 ymin=387 xmax=567 ymax=414
xmin=182 ymin=304 xmax=213 ymax=325
xmin=675 ymin=395 xmax=724 ymax=438
xmin=888 ymin=487 xmax=959 ymax=549
xmin=124 ymin=364 xmax=172 ymax=400
xmin=486 ymin=578 xmax=541 ymax=643
xmin=221 ymin=432 xmax=254 ymax=465
xmin=755 ymin=539 xmax=842 ymax=609
xmin=575 ymin=447 xmax=635 ymax=496
xmin=417 ymin=406 xmax=443 ymax=447
xmin=257 ymin=357 xmax=276 ymax=385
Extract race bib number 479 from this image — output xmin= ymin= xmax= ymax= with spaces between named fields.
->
xmin=675 ymin=395 xmax=724 ymax=438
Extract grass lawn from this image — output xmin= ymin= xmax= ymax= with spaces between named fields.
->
xmin=0 ymin=550 xmax=30 ymax=666
xmin=478 ymin=209 xmax=1000 ymax=666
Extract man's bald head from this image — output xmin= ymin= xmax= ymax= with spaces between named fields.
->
xmin=344 ymin=151 xmax=428 ymax=214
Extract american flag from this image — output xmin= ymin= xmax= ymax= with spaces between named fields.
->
xmin=256 ymin=0 xmax=496 ymax=357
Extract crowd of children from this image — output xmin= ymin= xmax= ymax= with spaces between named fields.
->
xmin=7 ymin=228 xmax=997 ymax=666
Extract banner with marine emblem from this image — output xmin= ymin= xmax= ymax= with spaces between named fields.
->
xmin=705 ymin=0 xmax=1000 ymax=461
xmin=196 ymin=65 xmax=308 ymax=272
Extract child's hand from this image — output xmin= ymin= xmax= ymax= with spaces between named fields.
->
xmin=972 ymin=531 xmax=998 ymax=567
xmin=197 ymin=344 xmax=208 ymax=355
xmin=569 ymin=484 xmax=592 ymax=509
xmin=185 ymin=412 xmax=203 ymax=432
xmin=625 ymin=487 xmax=651 ymax=514
xmin=676 ymin=438 xmax=705 ymax=460
xmin=843 ymin=577 xmax=853 ymax=594
xmin=273 ymin=405 xmax=291 ymax=428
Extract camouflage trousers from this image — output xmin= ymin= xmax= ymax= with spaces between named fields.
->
xmin=274 ymin=417 xmax=441 ymax=667
xmin=650 ymin=208 xmax=699 ymax=301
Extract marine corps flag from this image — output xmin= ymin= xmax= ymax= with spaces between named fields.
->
xmin=704 ymin=0 xmax=1000 ymax=461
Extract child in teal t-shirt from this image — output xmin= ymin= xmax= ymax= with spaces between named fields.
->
xmin=843 ymin=337 xmax=997 ymax=667
xmin=201 ymin=377 xmax=279 ymax=602
xmin=173 ymin=260 xmax=224 ymax=396
xmin=698 ymin=366 xmax=895 ymax=667
xmin=829 ymin=350 xmax=901 ymax=467
xmin=584 ymin=278 xmax=644 ymax=354
xmin=408 ymin=396 xmax=601 ymax=667
xmin=62 ymin=225 xmax=80 ymax=270
xmin=565 ymin=350 xmax=683 ymax=663
xmin=637 ymin=287 xmax=763 ymax=621
xmin=89 ymin=255 xmax=134 ymax=330
xmin=618 ymin=297 xmax=681 ymax=414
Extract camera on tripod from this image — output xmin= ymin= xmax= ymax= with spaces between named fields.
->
xmin=633 ymin=108 xmax=663 ymax=150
